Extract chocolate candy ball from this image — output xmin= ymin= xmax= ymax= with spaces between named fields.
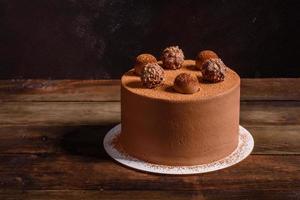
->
xmin=201 ymin=58 xmax=227 ymax=83
xmin=134 ymin=54 xmax=157 ymax=75
xmin=195 ymin=50 xmax=218 ymax=70
xmin=173 ymin=73 xmax=200 ymax=94
xmin=141 ymin=63 xmax=165 ymax=88
xmin=161 ymin=46 xmax=184 ymax=69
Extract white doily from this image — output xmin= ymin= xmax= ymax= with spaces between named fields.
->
xmin=103 ymin=124 xmax=254 ymax=175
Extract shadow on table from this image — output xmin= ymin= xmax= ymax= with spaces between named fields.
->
xmin=61 ymin=124 xmax=117 ymax=159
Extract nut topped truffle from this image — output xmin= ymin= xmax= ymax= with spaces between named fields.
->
xmin=134 ymin=53 xmax=157 ymax=75
xmin=195 ymin=50 xmax=218 ymax=70
xmin=141 ymin=63 xmax=165 ymax=88
xmin=201 ymin=58 xmax=227 ymax=83
xmin=173 ymin=73 xmax=200 ymax=94
xmin=161 ymin=46 xmax=184 ymax=70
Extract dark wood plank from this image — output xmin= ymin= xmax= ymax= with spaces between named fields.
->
xmin=0 ymin=154 xmax=298 ymax=191
xmin=1 ymin=79 xmax=300 ymax=102
xmin=240 ymin=101 xmax=300 ymax=126
xmin=0 ymin=102 xmax=120 ymax=126
xmin=0 ymin=125 xmax=115 ymax=156
xmin=0 ymin=101 xmax=299 ymax=126
xmin=0 ymin=189 xmax=299 ymax=200
xmin=241 ymin=78 xmax=300 ymax=101
xmin=0 ymin=190 xmax=199 ymax=200
xmin=0 ymin=80 xmax=120 ymax=102
xmin=0 ymin=125 xmax=299 ymax=155
xmin=245 ymin=126 xmax=300 ymax=154
xmin=0 ymin=79 xmax=299 ymax=200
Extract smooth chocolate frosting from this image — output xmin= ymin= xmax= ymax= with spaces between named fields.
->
xmin=119 ymin=60 xmax=240 ymax=166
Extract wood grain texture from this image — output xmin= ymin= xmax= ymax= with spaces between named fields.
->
xmin=0 ymin=125 xmax=299 ymax=155
xmin=245 ymin=126 xmax=300 ymax=155
xmin=241 ymin=78 xmax=300 ymax=101
xmin=1 ymin=79 xmax=300 ymax=102
xmin=240 ymin=101 xmax=300 ymax=126
xmin=0 ymin=190 xmax=299 ymax=200
xmin=0 ymin=154 xmax=298 ymax=191
xmin=0 ymin=80 xmax=120 ymax=102
xmin=0 ymin=102 xmax=120 ymax=126
xmin=0 ymin=101 xmax=299 ymax=126
xmin=0 ymin=78 xmax=299 ymax=199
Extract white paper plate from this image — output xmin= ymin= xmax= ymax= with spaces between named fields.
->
xmin=103 ymin=124 xmax=254 ymax=175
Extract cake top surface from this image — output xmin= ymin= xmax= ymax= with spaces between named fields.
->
xmin=121 ymin=60 xmax=240 ymax=102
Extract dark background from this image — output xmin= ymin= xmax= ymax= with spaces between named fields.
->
xmin=0 ymin=0 xmax=299 ymax=79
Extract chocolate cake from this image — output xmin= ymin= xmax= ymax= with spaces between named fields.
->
xmin=118 ymin=48 xmax=240 ymax=166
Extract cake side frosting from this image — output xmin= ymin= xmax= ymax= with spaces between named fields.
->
xmin=119 ymin=59 xmax=240 ymax=166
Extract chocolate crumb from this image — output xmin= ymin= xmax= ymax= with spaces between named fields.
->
xmin=201 ymin=58 xmax=227 ymax=83
xmin=141 ymin=63 xmax=165 ymax=88
xmin=161 ymin=46 xmax=184 ymax=70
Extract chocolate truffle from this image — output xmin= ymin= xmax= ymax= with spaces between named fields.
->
xmin=161 ymin=46 xmax=184 ymax=70
xmin=201 ymin=58 xmax=227 ymax=83
xmin=173 ymin=73 xmax=200 ymax=94
xmin=134 ymin=54 xmax=157 ymax=75
xmin=195 ymin=50 xmax=219 ymax=70
xmin=141 ymin=63 xmax=165 ymax=88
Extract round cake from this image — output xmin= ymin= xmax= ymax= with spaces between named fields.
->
xmin=119 ymin=59 xmax=240 ymax=166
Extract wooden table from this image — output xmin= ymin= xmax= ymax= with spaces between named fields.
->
xmin=0 ymin=79 xmax=299 ymax=200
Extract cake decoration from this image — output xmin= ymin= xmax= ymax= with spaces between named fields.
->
xmin=161 ymin=46 xmax=184 ymax=69
xmin=195 ymin=50 xmax=218 ymax=70
xmin=134 ymin=54 xmax=157 ymax=75
xmin=141 ymin=63 xmax=165 ymax=88
xmin=173 ymin=73 xmax=200 ymax=94
xmin=201 ymin=58 xmax=227 ymax=83
xmin=121 ymin=59 xmax=241 ymax=166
